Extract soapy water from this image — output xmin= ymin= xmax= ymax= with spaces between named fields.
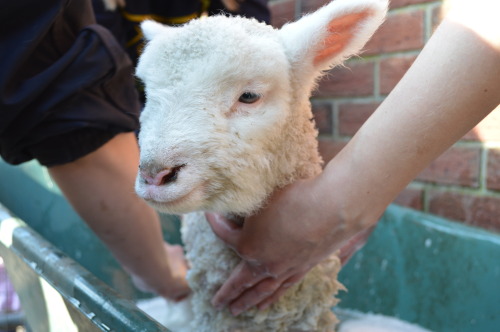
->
xmin=334 ymin=308 xmax=432 ymax=332
xmin=137 ymin=297 xmax=432 ymax=332
xmin=137 ymin=297 xmax=192 ymax=332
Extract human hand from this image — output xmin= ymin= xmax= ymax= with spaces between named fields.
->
xmin=205 ymin=178 xmax=359 ymax=316
xmin=161 ymin=243 xmax=191 ymax=301
xmin=338 ymin=225 xmax=375 ymax=265
xmin=131 ymin=242 xmax=191 ymax=301
xmin=206 ymin=206 xmax=373 ymax=316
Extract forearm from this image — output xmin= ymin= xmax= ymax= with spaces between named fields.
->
xmin=319 ymin=14 xmax=500 ymax=243
xmin=206 ymin=0 xmax=500 ymax=313
xmin=48 ymin=133 xmax=186 ymax=297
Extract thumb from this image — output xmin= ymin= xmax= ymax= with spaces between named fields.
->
xmin=205 ymin=212 xmax=242 ymax=249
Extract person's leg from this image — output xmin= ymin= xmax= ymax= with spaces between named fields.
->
xmin=48 ymin=132 xmax=189 ymax=300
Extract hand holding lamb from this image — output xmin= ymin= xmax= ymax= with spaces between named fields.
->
xmin=135 ymin=0 xmax=387 ymax=330
xmin=128 ymin=242 xmax=191 ymax=301
xmin=206 ymin=184 xmax=376 ymax=316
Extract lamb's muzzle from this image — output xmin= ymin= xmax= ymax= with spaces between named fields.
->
xmin=140 ymin=164 xmax=185 ymax=186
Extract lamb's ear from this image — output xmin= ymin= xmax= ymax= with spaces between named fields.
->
xmin=141 ymin=20 xmax=177 ymax=41
xmin=279 ymin=0 xmax=387 ymax=72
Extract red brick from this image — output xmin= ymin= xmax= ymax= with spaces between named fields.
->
xmin=314 ymin=61 xmax=375 ymax=98
xmin=338 ymin=102 xmax=379 ymax=136
xmin=462 ymin=105 xmax=500 ymax=142
xmin=318 ymin=139 xmax=347 ymax=164
xmin=379 ymin=55 xmax=417 ymax=95
xmin=431 ymin=4 xmax=444 ymax=34
xmin=389 ymin=0 xmax=436 ymax=9
xmin=428 ymin=191 xmax=466 ymax=223
xmin=428 ymin=191 xmax=500 ymax=232
xmin=364 ymin=10 xmax=425 ymax=55
xmin=312 ymin=102 xmax=333 ymax=135
xmin=487 ymin=148 xmax=500 ymax=191
xmin=393 ymin=187 xmax=424 ymax=210
xmin=469 ymin=197 xmax=500 ymax=232
xmin=416 ymin=147 xmax=481 ymax=188
xmin=301 ymin=0 xmax=329 ymax=13
xmin=270 ymin=0 xmax=296 ymax=28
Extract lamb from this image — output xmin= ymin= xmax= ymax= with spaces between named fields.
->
xmin=134 ymin=0 xmax=387 ymax=331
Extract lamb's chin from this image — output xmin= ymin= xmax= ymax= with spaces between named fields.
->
xmin=137 ymin=183 xmax=208 ymax=214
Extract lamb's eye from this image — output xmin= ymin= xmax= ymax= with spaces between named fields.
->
xmin=238 ymin=92 xmax=261 ymax=104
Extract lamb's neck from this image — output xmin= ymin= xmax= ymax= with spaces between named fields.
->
xmin=277 ymin=99 xmax=323 ymax=184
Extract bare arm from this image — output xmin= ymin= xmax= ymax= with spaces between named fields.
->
xmin=324 ymin=10 xmax=500 ymax=243
xmin=49 ymin=132 xmax=190 ymax=300
xmin=208 ymin=2 xmax=500 ymax=315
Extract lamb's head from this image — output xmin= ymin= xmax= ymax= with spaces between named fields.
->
xmin=135 ymin=0 xmax=387 ymax=215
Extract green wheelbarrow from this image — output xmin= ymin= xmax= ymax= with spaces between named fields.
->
xmin=1 ymin=159 xmax=499 ymax=331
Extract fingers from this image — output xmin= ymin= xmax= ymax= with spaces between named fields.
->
xmin=162 ymin=242 xmax=191 ymax=300
xmin=160 ymin=282 xmax=191 ymax=301
xmin=163 ymin=283 xmax=191 ymax=302
xmin=228 ymin=277 xmax=282 ymax=316
xmin=212 ymin=263 xmax=308 ymax=316
xmin=211 ymin=262 xmax=267 ymax=309
xmin=256 ymin=272 xmax=306 ymax=311
xmin=255 ymin=285 xmax=289 ymax=311
xmin=227 ymin=272 xmax=307 ymax=315
xmin=164 ymin=243 xmax=184 ymax=257
xmin=172 ymin=291 xmax=190 ymax=302
xmin=205 ymin=212 xmax=242 ymax=249
xmin=164 ymin=242 xmax=189 ymax=274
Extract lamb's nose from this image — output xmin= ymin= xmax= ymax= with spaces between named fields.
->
xmin=140 ymin=165 xmax=185 ymax=186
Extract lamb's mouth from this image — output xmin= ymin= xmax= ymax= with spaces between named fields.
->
xmin=143 ymin=182 xmax=206 ymax=212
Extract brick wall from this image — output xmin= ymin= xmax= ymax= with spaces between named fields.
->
xmin=268 ymin=0 xmax=500 ymax=232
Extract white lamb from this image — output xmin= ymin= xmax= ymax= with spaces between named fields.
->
xmin=134 ymin=0 xmax=387 ymax=331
